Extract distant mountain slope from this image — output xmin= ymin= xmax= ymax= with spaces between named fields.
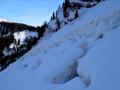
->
xmin=0 ymin=0 xmax=120 ymax=90
xmin=0 ymin=21 xmax=45 ymax=70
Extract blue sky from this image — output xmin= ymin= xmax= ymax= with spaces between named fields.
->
xmin=0 ymin=0 xmax=64 ymax=26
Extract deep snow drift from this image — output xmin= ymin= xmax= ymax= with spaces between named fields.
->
xmin=0 ymin=0 xmax=120 ymax=90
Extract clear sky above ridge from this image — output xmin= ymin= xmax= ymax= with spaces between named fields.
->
xmin=0 ymin=0 xmax=64 ymax=26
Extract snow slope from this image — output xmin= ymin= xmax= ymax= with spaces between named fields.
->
xmin=0 ymin=0 xmax=120 ymax=90
xmin=45 ymin=0 xmax=99 ymax=34
xmin=78 ymin=26 xmax=120 ymax=90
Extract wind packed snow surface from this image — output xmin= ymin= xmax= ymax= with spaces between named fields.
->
xmin=0 ymin=0 xmax=120 ymax=90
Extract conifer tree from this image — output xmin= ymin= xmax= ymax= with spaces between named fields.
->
xmin=17 ymin=39 xmax=20 ymax=45
xmin=56 ymin=17 xmax=60 ymax=29
xmin=62 ymin=0 xmax=69 ymax=18
xmin=52 ymin=12 xmax=55 ymax=20
xmin=75 ymin=10 xmax=79 ymax=19
xmin=65 ymin=0 xmax=69 ymax=4
xmin=51 ymin=12 xmax=55 ymax=20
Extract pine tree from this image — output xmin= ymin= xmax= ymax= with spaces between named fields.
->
xmin=17 ymin=39 xmax=20 ymax=45
xmin=52 ymin=12 xmax=55 ymax=20
xmin=75 ymin=10 xmax=79 ymax=19
xmin=62 ymin=0 xmax=69 ymax=18
xmin=51 ymin=12 xmax=55 ymax=20
xmin=56 ymin=17 xmax=60 ymax=30
xmin=14 ymin=39 xmax=17 ymax=44
xmin=95 ymin=0 xmax=102 ymax=2
xmin=65 ymin=0 xmax=69 ymax=4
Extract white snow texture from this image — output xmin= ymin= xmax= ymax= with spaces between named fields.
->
xmin=0 ymin=0 xmax=120 ymax=90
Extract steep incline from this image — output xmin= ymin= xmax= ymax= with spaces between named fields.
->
xmin=44 ymin=0 xmax=101 ymax=36
xmin=0 ymin=0 xmax=120 ymax=90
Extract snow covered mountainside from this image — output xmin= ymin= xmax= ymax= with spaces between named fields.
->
xmin=0 ymin=0 xmax=103 ymax=71
xmin=0 ymin=0 xmax=120 ymax=90
xmin=44 ymin=0 xmax=102 ymax=36
xmin=0 ymin=21 xmax=41 ymax=70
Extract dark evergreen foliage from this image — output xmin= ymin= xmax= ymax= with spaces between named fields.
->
xmin=56 ymin=17 xmax=60 ymax=30
xmin=51 ymin=12 xmax=56 ymax=20
xmin=62 ymin=0 xmax=69 ymax=18
xmin=37 ymin=22 xmax=47 ymax=38
xmin=75 ymin=10 xmax=79 ymax=19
